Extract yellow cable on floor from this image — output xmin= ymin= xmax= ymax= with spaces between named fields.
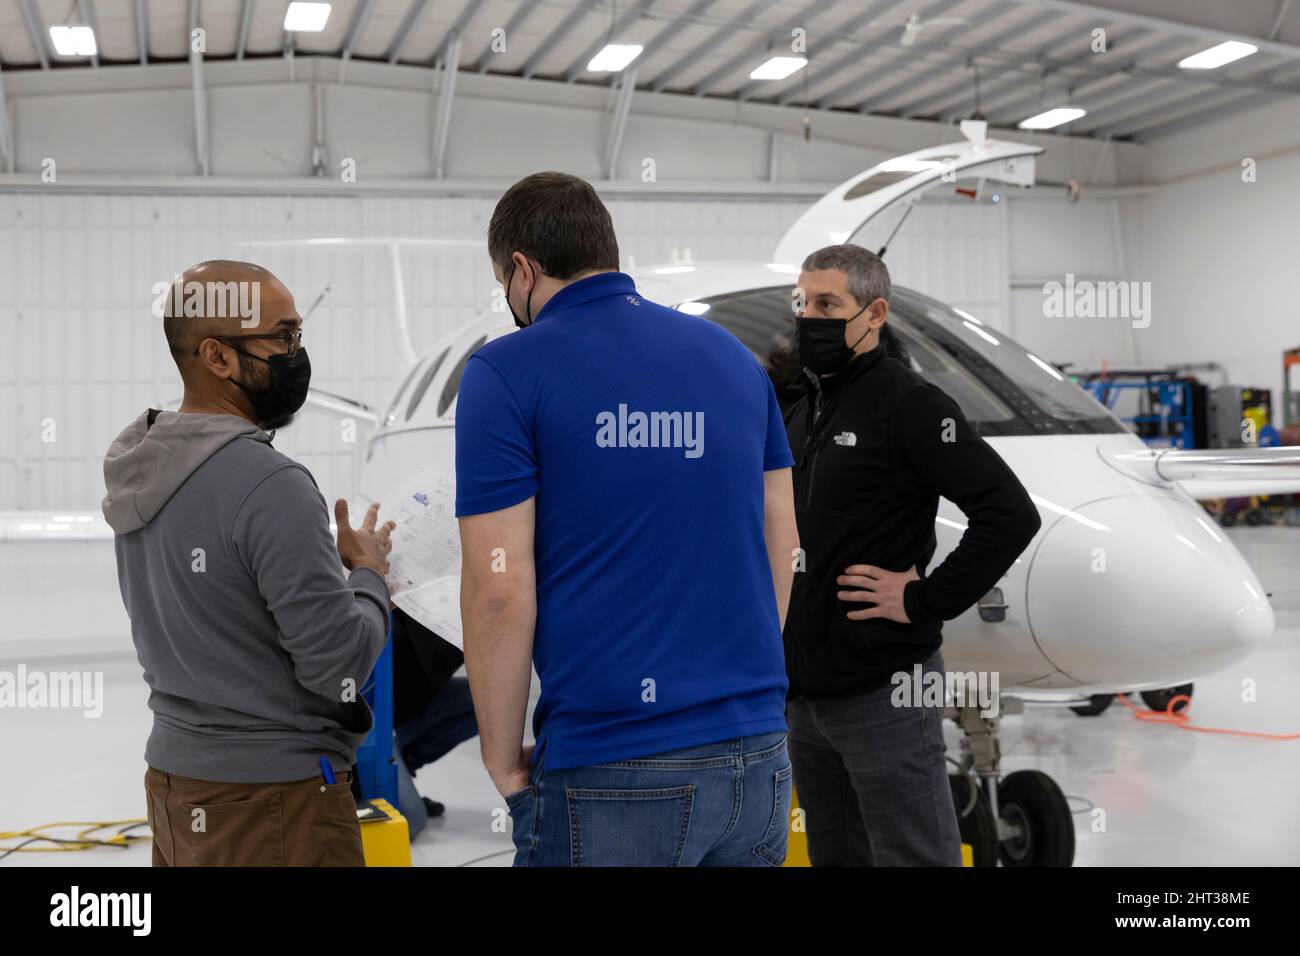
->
xmin=0 ymin=820 xmax=150 ymax=860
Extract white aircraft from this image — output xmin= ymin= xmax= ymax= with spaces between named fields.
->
xmin=325 ymin=126 xmax=1300 ymax=866
xmin=23 ymin=125 xmax=1289 ymax=865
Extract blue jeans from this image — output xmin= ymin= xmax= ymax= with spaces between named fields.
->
xmin=506 ymin=731 xmax=792 ymax=867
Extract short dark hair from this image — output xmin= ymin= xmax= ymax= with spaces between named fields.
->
xmin=487 ymin=172 xmax=620 ymax=279
xmin=801 ymin=244 xmax=891 ymax=307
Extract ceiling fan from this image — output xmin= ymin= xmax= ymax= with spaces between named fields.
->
xmin=872 ymin=11 xmax=971 ymax=47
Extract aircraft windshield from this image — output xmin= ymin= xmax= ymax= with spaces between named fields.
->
xmin=695 ymin=285 xmax=1123 ymax=437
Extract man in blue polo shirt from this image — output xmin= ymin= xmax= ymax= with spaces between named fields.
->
xmin=455 ymin=172 xmax=800 ymax=867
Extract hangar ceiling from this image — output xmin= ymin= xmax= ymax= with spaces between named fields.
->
xmin=1 ymin=0 xmax=1299 ymax=141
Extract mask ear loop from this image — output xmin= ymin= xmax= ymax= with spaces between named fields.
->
xmin=844 ymin=301 xmax=874 ymax=352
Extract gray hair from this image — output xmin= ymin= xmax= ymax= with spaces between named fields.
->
xmin=801 ymin=244 xmax=891 ymax=308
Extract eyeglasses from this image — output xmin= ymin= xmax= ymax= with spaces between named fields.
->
xmin=195 ymin=330 xmax=303 ymax=358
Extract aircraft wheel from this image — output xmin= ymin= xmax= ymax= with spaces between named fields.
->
xmin=948 ymin=774 xmax=998 ymax=867
xmin=997 ymin=770 xmax=1075 ymax=867
xmin=1140 ymin=683 xmax=1193 ymax=713
xmin=1069 ymin=694 xmax=1114 ymax=716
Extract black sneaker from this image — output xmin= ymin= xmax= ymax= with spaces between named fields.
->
xmin=422 ymin=796 xmax=446 ymax=818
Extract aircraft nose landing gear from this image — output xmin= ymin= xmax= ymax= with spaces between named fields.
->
xmin=948 ymin=698 xmax=1076 ymax=867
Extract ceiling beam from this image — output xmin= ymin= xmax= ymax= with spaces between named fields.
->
xmin=690 ymin=0 xmax=824 ymax=98
xmin=80 ymin=0 xmax=101 ymax=69
xmin=973 ymin=32 xmax=1180 ymax=122
xmin=803 ymin=0 xmax=981 ymax=109
xmin=1004 ymin=0 xmax=1300 ymax=62
xmin=19 ymin=0 xmax=50 ymax=69
xmin=134 ymin=0 xmax=149 ymax=64
xmin=649 ymin=0 xmax=773 ymax=93
xmin=236 ymin=0 xmax=254 ymax=60
xmin=341 ymin=0 xmax=378 ymax=63
xmin=772 ymin=0 xmax=921 ymax=106
xmin=0 ymin=61 xmax=13 ymax=173
xmin=1135 ymin=65 xmax=1300 ymax=139
xmin=563 ymin=0 xmax=657 ymax=83
xmin=189 ymin=0 xmax=209 ymax=176
xmin=522 ymin=0 xmax=601 ymax=79
xmin=1095 ymin=60 xmax=1300 ymax=138
xmin=861 ymin=5 xmax=1051 ymax=115
xmin=386 ymin=0 xmax=431 ymax=64
xmin=613 ymin=0 xmax=717 ymax=88
xmin=432 ymin=34 xmax=462 ymax=178
xmin=604 ymin=67 xmax=638 ymax=178
xmin=475 ymin=0 xmax=543 ymax=73
xmin=440 ymin=0 xmax=483 ymax=62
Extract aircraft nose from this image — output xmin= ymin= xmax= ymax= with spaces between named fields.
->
xmin=1026 ymin=494 xmax=1274 ymax=687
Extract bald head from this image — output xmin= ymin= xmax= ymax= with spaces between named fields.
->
xmin=160 ymin=259 xmax=297 ymax=378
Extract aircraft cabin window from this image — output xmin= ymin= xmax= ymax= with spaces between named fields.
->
xmin=384 ymin=359 xmax=426 ymax=426
xmin=404 ymin=347 xmax=452 ymax=422
xmin=437 ymin=336 xmax=489 ymax=418
xmin=697 ymin=285 xmax=1123 ymax=437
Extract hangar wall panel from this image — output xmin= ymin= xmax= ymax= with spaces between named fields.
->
xmin=0 ymin=192 xmax=1012 ymax=512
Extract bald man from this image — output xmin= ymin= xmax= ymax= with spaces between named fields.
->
xmin=102 ymin=260 xmax=395 ymax=867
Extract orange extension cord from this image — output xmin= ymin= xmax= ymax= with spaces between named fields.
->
xmin=1116 ymin=692 xmax=1300 ymax=740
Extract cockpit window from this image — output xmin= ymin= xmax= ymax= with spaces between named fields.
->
xmin=697 ymin=285 xmax=1122 ymax=437
xmin=437 ymin=336 xmax=488 ymax=418
xmin=404 ymin=346 xmax=451 ymax=422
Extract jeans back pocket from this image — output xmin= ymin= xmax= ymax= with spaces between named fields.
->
xmin=753 ymin=763 xmax=793 ymax=866
xmin=566 ymin=785 xmax=695 ymax=867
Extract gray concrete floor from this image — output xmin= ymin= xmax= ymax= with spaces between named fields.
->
xmin=2 ymin=526 xmax=1297 ymax=866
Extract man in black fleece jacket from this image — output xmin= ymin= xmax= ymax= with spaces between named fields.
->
xmin=781 ymin=244 xmax=1041 ymax=866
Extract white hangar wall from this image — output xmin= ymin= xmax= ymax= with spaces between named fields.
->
xmin=0 ymin=59 xmax=1140 ymax=512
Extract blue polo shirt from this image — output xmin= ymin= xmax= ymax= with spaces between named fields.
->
xmin=455 ymin=271 xmax=792 ymax=771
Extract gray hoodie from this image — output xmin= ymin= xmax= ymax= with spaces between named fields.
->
xmin=102 ymin=409 xmax=389 ymax=782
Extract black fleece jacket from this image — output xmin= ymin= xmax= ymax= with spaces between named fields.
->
xmin=782 ymin=344 xmax=1041 ymax=700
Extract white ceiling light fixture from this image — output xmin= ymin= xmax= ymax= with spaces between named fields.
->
xmin=750 ymin=56 xmax=807 ymax=81
xmin=1018 ymin=106 xmax=1087 ymax=130
xmin=284 ymin=2 xmax=332 ymax=33
xmin=677 ymin=301 xmax=710 ymax=315
xmin=588 ymin=44 xmax=643 ymax=72
xmin=49 ymin=25 xmax=97 ymax=56
xmin=1178 ymin=40 xmax=1257 ymax=70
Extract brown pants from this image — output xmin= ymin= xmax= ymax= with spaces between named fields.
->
xmin=144 ymin=766 xmax=366 ymax=867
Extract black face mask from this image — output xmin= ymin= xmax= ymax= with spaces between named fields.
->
xmin=229 ymin=347 xmax=312 ymax=430
xmin=796 ymin=303 xmax=871 ymax=376
xmin=504 ymin=260 xmax=535 ymax=330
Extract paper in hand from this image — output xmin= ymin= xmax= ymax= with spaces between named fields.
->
xmin=380 ymin=463 xmax=463 ymax=649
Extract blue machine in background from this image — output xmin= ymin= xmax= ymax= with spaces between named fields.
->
xmin=1078 ymin=372 xmax=1207 ymax=450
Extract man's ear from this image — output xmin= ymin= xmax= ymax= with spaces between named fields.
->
xmin=868 ymin=297 xmax=889 ymax=330
xmin=194 ymin=339 xmax=236 ymax=381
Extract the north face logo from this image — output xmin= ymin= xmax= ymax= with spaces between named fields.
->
xmin=833 ymin=431 xmax=857 ymax=447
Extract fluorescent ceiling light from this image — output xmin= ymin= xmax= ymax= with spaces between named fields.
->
xmin=750 ymin=56 xmax=807 ymax=81
xmin=765 ymin=263 xmax=800 ymax=274
xmin=1178 ymin=40 xmax=1257 ymax=70
xmin=1018 ymin=107 xmax=1086 ymax=130
xmin=283 ymin=2 xmax=332 ymax=32
xmin=588 ymin=44 xmax=643 ymax=72
xmin=49 ymin=25 xmax=96 ymax=56
xmin=880 ymin=157 xmax=942 ymax=173
xmin=652 ymin=265 xmax=695 ymax=275
xmin=677 ymin=301 xmax=710 ymax=315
